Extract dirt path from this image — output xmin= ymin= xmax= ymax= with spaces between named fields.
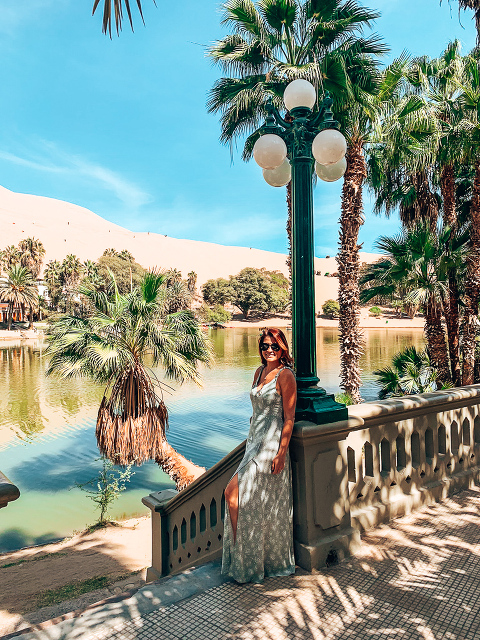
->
xmin=0 ymin=516 xmax=151 ymax=637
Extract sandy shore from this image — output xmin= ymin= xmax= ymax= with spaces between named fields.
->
xmin=0 ymin=516 xmax=151 ymax=636
xmin=225 ymin=309 xmax=425 ymax=330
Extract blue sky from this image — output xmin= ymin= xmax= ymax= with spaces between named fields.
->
xmin=0 ymin=0 xmax=476 ymax=258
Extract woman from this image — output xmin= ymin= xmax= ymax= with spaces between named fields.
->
xmin=222 ymin=328 xmax=297 ymax=583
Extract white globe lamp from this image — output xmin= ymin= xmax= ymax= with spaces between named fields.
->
xmin=253 ymin=134 xmax=287 ymax=170
xmin=312 ymin=129 xmax=347 ymax=166
xmin=315 ymin=157 xmax=347 ymax=182
xmin=263 ymin=158 xmax=291 ymax=187
xmin=284 ymin=79 xmax=316 ymax=112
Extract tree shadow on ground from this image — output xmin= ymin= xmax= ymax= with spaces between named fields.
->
xmin=10 ymin=487 xmax=476 ymax=640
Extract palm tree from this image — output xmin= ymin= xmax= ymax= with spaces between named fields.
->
xmin=18 ymin=237 xmax=46 ymax=278
xmin=118 ymin=249 xmax=134 ymax=262
xmin=374 ymin=345 xmax=451 ymax=399
xmin=187 ymin=271 xmax=197 ymax=294
xmin=360 ymin=221 xmax=468 ymax=383
xmin=456 ymin=50 xmax=480 ymax=383
xmin=0 ymin=265 xmax=38 ymax=330
xmin=45 ymin=271 xmax=212 ymax=489
xmin=18 ymin=237 xmax=46 ymax=328
xmin=92 ymin=0 xmax=153 ymax=36
xmin=445 ymin=1 xmax=480 ymax=43
xmin=61 ymin=255 xmax=83 ymax=314
xmin=44 ymin=260 xmax=63 ymax=310
xmin=1 ymin=245 xmax=21 ymax=272
xmin=102 ymin=248 xmax=119 ymax=258
xmin=208 ymin=0 xmax=386 ymax=269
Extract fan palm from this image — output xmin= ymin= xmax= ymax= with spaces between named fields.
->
xmin=18 ymin=237 xmax=46 ymax=328
xmin=44 ymin=260 xmax=63 ymax=311
xmin=92 ymin=0 xmax=154 ymax=36
xmin=445 ymin=1 xmax=480 ymax=43
xmin=208 ymin=0 xmax=386 ymax=270
xmin=360 ymin=221 xmax=468 ymax=384
xmin=1 ymin=245 xmax=21 ymax=272
xmin=61 ymin=255 xmax=83 ymax=314
xmin=374 ymin=345 xmax=451 ymax=399
xmin=455 ymin=49 xmax=480 ymax=383
xmin=46 ymin=271 xmax=212 ymax=489
xmin=0 ymin=265 xmax=38 ymax=330
xmin=18 ymin=237 xmax=46 ymax=278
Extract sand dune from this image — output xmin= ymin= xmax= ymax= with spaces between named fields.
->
xmin=0 ymin=185 xmax=380 ymax=310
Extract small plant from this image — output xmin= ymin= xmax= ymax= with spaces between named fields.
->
xmin=369 ymin=306 xmax=382 ymax=318
xmin=322 ymin=299 xmax=340 ymax=318
xmin=335 ymin=392 xmax=355 ymax=406
xmin=75 ymin=457 xmax=134 ymax=528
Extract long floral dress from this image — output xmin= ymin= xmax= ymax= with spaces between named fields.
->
xmin=222 ymin=365 xmax=295 ymax=583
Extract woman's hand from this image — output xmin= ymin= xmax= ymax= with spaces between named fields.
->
xmin=271 ymin=452 xmax=286 ymax=474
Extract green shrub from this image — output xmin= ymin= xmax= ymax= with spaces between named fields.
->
xmin=335 ymin=392 xmax=355 ymax=406
xmin=198 ymin=303 xmax=231 ymax=324
xmin=322 ymin=299 xmax=340 ymax=318
xmin=369 ymin=306 xmax=382 ymax=317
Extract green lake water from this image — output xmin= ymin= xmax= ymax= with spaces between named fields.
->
xmin=0 ymin=327 xmax=424 ymax=553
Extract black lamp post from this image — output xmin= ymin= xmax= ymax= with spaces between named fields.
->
xmin=253 ymin=79 xmax=348 ymax=424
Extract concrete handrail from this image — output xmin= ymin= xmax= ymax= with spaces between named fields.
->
xmin=143 ymin=384 xmax=480 ymax=579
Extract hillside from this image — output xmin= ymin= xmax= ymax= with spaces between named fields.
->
xmin=0 ymin=185 xmax=380 ymax=310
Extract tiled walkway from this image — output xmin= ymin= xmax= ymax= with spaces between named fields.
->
xmin=12 ymin=488 xmax=480 ymax=640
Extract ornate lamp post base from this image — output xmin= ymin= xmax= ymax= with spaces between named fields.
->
xmin=296 ymin=385 xmax=348 ymax=424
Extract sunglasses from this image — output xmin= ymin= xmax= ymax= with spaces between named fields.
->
xmin=260 ymin=343 xmax=281 ymax=352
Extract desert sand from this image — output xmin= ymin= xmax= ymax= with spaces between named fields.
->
xmin=0 ymin=185 xmax=381 ymax=311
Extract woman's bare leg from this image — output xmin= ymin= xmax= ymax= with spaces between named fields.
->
xmin=225 ymin=474 xmax=239 ymax=544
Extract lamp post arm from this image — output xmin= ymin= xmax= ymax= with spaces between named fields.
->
xmin=265 ymin=99 xmax=292 ymax=130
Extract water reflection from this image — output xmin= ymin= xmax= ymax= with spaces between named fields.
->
xmin=0 ymin=328 xmax=424 ymax=552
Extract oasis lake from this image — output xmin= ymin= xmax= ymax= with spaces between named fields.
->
xmin=0 ymin=327 xmax=424 ymax=553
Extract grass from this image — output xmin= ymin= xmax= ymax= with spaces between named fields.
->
xmin=1 ymin=552 xmax=68 ymax=569
xmin=34 ymin=569 xmax=144 ymax=609
xmin=35 ymin=576 xmax=111 ymax=608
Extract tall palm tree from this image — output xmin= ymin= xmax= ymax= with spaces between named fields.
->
xmin=208 ymin=0 xmax=386 ymax=265
xmin=44 ymin=260 xmax=63 ymax=311
xmin=46 ymin=271 xmax=212 ymax=490
xmin=382 ymin=42 xmax=465 ymax=384
xmin=92 ymin=0 xmax=152 ymax=36
xmin=18 ymin=237 xmax=46 ymax=278
xmin=18 ymin=237 xmax=46 ymax=328
xmin=456 ymin=50 xmax=480 ymax=383
xmin=1 ymin=245 xmax=21 ymax=272
xmin=360 ymin=221 xmax=468 ymax=383
xmin=208 ymin=0 xmax=386 ymax=402
xmin=61 ymin=255 xmax=83 ymax=314
xmin=0 ymin=265 xmax=38 ymax=330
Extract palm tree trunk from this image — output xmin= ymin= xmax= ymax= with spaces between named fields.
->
xmin=461 ymin=157 xmax=480 ymax=384
xmin=425 ymin=296 xmax=451 ymax=383
xmin=337 ymin=141 xmax=365 ymax=404
xmin=155 ymin=441 xmax=205 ymax=491
xmin=440 ymin=164 xmax=460 ymax=385
xmin=7 ymin=302 xmax=13 ymax=330
xmin=28 ymin=305 xmax=34 ymax=329
xmin=445 ymin=275 xmax=461 ymax=386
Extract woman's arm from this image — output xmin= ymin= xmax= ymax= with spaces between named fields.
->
xmin=271 ymin=369 xmax=297 ymax=474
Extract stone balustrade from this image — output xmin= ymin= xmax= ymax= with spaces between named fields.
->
xmin=143 ymin=385 xmax=480 ymax=580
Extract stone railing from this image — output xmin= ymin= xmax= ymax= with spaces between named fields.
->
xmin=0 ymin=471 xmax=20 ymax=509
xmin=142 ymin=442 xmax=245 ymax=581
xmin=144 ymin=385 xmax=480 ymax=580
